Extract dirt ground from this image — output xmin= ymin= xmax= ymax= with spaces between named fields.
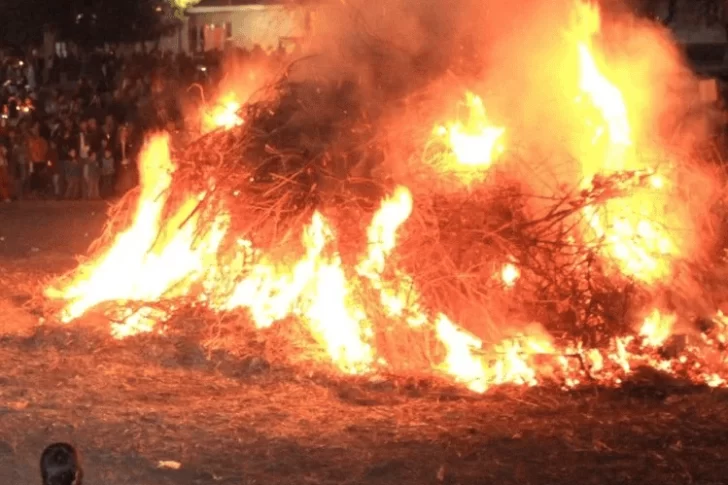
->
xmin=1 ymin=202 xmax=728 ymax=485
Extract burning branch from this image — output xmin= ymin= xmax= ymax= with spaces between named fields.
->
xmin=42 ymin=0 xmax=728 ymax=394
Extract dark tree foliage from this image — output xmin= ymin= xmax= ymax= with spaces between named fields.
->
xmin=0 ymin=0 xmax=70 ymax=48
xmin=638 ymin=0 xmax=723 ymax=25
xmin=68 ymin=0 xmax=179 ymax=47
xmin=0 ymin=0 xmax=179 ymax=48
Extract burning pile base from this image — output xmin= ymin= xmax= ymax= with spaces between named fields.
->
xmin=44 ymin=1 xmax=728 ymax=393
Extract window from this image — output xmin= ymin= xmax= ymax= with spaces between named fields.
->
xmin=225 ymin=21 xmax=233 ymax=39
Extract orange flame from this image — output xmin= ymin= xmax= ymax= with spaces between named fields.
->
xmin=47 ymin=133 xmax=576 ymax=388
xmin=435 ymin=315 xmax=487 ymax=392
xmin=204 ymin=93 xmax=244 ymax=132
xmin=571 ymin=2 xmax=677 ymax=283
xmin=225 ymin=211 xmax=375 ymax=374
xmin=44 ymin=1 xmax=728 ymax=394
xmin=639 ymin=309 xmax=676 ymax=348
xmin=432 ymin=91 xmax=506 ymax=183
xmin=46 ymin=135 xmax=226 ymax=325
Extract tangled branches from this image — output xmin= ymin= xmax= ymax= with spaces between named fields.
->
xmin=77 ymin=73 xmax=723 ymax=352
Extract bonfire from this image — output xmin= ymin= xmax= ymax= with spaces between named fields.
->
xmin=45 ymin=1 xmax=728 ymax=394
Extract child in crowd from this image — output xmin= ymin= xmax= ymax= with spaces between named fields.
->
xmin=48 ymin=140 xmax=62 ymax=199
xmin=27 ymin=122 xmax=49 ymax=196
xmin=64 ymin=148 xmax=81 ymax=200
xmin=11 ymin=135 xmax=28 ymax=199
xmin=85 ymin=151 xmax=101 ymax=199
xmin=101 ymin=146 xmax=115 ymax=198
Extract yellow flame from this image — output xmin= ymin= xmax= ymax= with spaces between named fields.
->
xmin=433 ymin=92 xmax=506 ymax=177
xmin=639 ymin=309 xmax=676 ymax=348
xmin=44 ymin=1 xmax=728 ymax=394
xmin=573 ymin=2 xmax=676 ymax=283
xmin=46 ymin=134 xmax=227 ymax=325
xmin=203 ymin=93 xmax=244 ymax=133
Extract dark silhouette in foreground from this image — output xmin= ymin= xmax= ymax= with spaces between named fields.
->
xmin=40 ymin=442 xmax=82 ymax=485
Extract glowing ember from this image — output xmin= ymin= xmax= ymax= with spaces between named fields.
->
xmin=500 ymin=263 xmax=520 ymax=287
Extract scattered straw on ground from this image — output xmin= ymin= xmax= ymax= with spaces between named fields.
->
xmin=2 ymin=202 xmax=728 ymax=485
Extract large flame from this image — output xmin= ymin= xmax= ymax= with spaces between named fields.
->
xmin=572 ymin=2 xmax=677 ymax=283
xmin=44 ymin=130 xmax=568 ymax=391
xmin=45 ymin=135 xmax=228 ymax=336
xmin=45 ymin=1 xmax=728 ymax=393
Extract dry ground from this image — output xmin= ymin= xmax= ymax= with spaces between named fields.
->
xmin=1 ymin=202 xmax=728 ymax=485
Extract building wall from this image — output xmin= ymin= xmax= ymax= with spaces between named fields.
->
xmin=187 ymin=5 xmax=308 ymax=52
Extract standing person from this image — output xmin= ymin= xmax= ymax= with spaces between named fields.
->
xmin=102 ymin=115 xmax=116 ymax=148
xmin=85 ymin=150 xmax=100 ymax=199
xmin=47 ymin=140 xmax=63 ymax=199
xmin=26 ymin=122 xmax=49 ymax=197
xmin=78 ymin=119 xmax=91 ymax=198
xmin=86 ymin=116 xmax=103 ymax=159
xmin=58 ymin=125 xmax=76 ymax=190
xmin=0 ymin=145 xmax=11 ymax=202
xmin=26 ymin=59 xmax=36 ymax=93
xmin=45 ymin=89 xmax=59 ymax=117
xmin=64 ymin=147 xmax=81 ymax=200
xmin=109 ymin=89 xmax=127 ymax=125
xmin=10 ymin=130 xmax=28 ymax=199
xmin=85 ymin=99 xmax=103 ymax=128
xmin=116 ymin=123 xmax=134 ymax=194
xmin=100 ymin=143 xmax=115 ymax=198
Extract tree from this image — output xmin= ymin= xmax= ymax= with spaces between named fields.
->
xmin=0 ymin=0 xmax=179 ymax=49
xmin=0 ymin=0 xmax=74 ymax=48
xmin=62 ymin=0 xmax=180 ymax=48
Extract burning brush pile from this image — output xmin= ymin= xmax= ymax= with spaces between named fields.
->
xmin=44 ymin=1 xmax=728 ymax=393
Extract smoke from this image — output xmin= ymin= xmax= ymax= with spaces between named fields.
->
xmin=217 ymin=55 xmax=283 ymax=103
xmin=293 ymin=0 xmax=710 ymax=148
xmin=290 ymin=0 xmax=494 ymax=97
xmin=290 ymin=0 xmax=718 ymax=198
xmin=179 ymin=54 xmax=282 ymax=133
xmin=286 ymin=0 xmax=722 ymax=293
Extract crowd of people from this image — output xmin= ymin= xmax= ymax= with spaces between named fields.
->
xmin=0 ymin=46 xmax=268 ymax=202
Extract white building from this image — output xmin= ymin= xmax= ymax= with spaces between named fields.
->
xmin=42 ymin=0 xmax=314 ymax=58
xmin=178 ymin=0 xmax=314 ymax=53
